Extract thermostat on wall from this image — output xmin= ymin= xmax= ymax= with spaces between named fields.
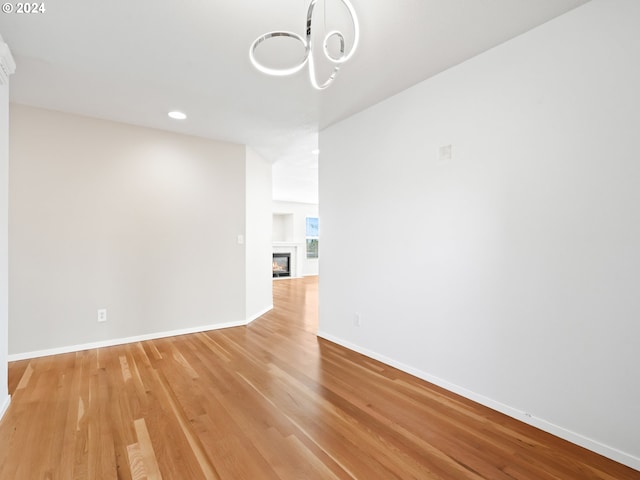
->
xmin=439 ymin=144 xmax=453 ymax=163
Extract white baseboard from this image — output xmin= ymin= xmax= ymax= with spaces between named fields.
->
xmin=246 ymin=305 xmax=273 ymax=324
xmin=9 ymin=306 xmax=276 ymax=362
xmin=0 ymin=395 xmax=10 ymax=421
xmin=8 ymin=319 xmax=255 ymax=362
xmin=317 ymin=331 xmax=640 ymax=473
xmin=273 ymin=275 xmax=318 ymax=281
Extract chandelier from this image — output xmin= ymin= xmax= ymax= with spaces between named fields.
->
xmin=249 ymin=0 xmax=360 ymax=90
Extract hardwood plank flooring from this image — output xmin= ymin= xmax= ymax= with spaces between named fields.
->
xmin=0 ymin=277 xmax=638 ymax=479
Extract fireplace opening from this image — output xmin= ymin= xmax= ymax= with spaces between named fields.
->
xmin=272 ymin=253 xmax=291 ymax=278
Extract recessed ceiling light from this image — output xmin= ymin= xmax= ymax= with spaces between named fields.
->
xmin=168 ymin=111 xmax=187 ymax=120
xmin=312 ymin=149 xmax=320 ymax=154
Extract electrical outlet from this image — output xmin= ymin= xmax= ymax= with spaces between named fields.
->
xmin=97 ymin=308 xmax=107 ymax=323
xmin=354 ymin=312 xmax=361 ymax=327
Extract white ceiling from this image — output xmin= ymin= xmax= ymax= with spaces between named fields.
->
xmin=0 ymin=0 xmax=589 ymax=204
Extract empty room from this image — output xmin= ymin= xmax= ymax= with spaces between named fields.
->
xmin=1 ymin=0 xmax=639 ymax=478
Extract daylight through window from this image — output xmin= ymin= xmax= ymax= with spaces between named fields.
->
xmin=306 ymin=217 xmax=319 ymax=259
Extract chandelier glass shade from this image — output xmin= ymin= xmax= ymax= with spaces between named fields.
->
xmin=249 ymin=0 xmax=359 ymax=90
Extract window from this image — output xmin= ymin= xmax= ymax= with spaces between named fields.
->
xmin=306 ymin=217 xmax=319 ymax=258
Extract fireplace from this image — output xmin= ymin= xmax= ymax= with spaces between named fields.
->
xmin=272 ymin=253 xmax=291 ymax=278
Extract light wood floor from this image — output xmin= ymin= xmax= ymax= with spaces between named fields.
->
xmin=1 ymin=277 xmax=638 ymax=479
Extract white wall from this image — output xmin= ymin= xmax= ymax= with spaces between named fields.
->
xmin=319 ymin=0 xmax=640 ymax=470
xmin=0 ymin=34 xmax=14 ymax=420
xmin=272 ymin=213 xmax=293 ymax=243
xmin=9 ymin=105 xmax=270 ymax=356
xmin=272 ymin=201 xmax=319 ymax=276
xmin=245 ymin=147 xmax=273 ymax=320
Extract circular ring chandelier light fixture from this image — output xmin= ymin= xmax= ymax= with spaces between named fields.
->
xmin=249 ymin=0 xmax=360 ymax=90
